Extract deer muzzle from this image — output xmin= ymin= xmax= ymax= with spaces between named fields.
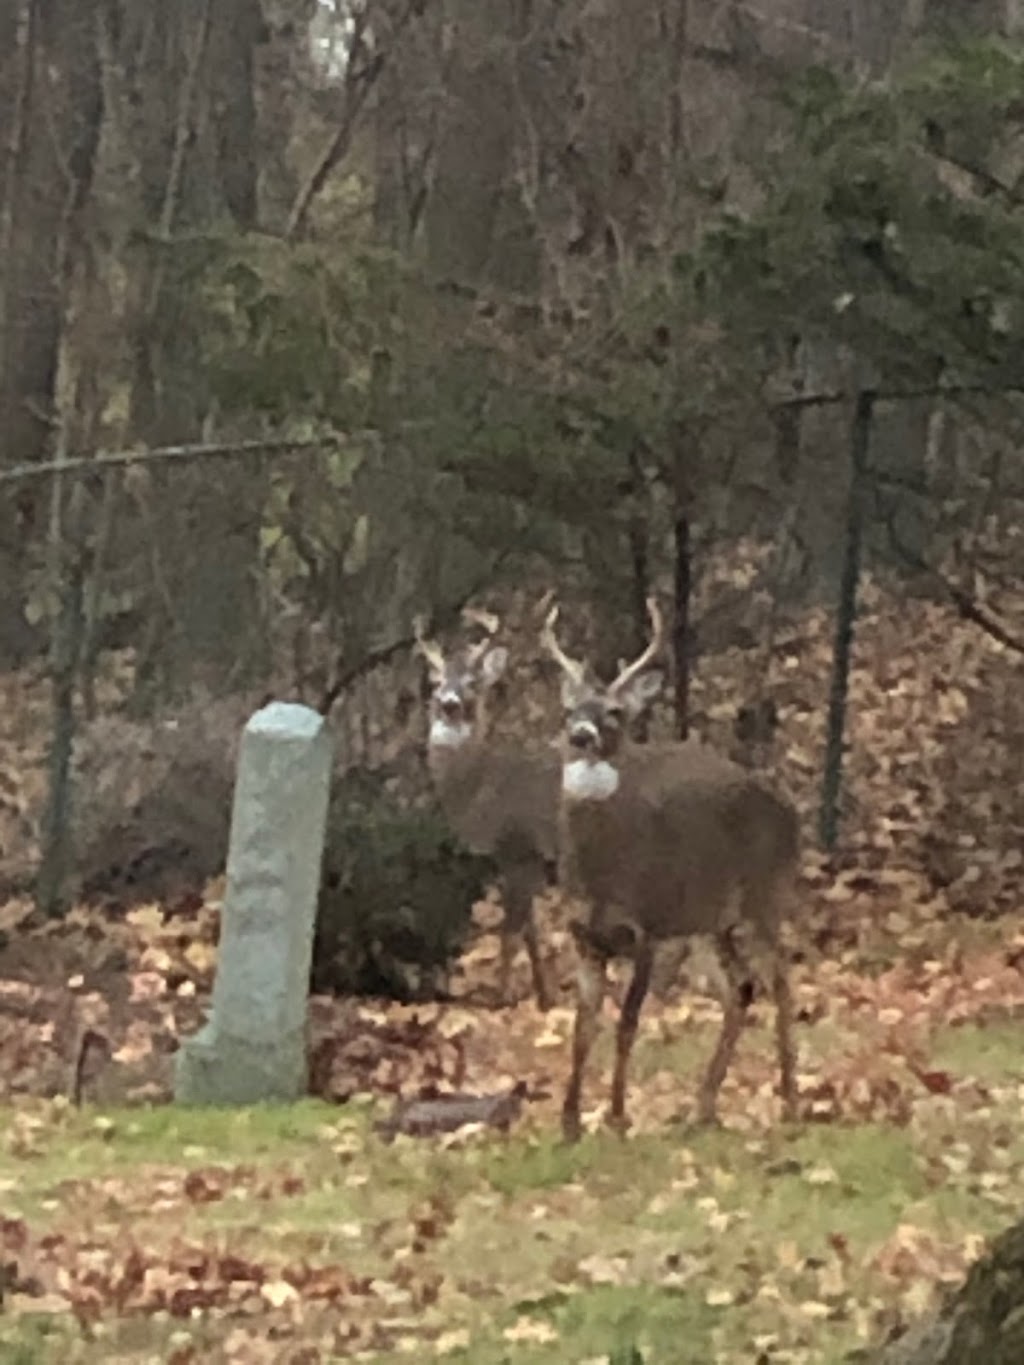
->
xmin=568 ymin=718 xmax=600 ymax=752
xmin=438 ymin=691 xmax=463 ymax=719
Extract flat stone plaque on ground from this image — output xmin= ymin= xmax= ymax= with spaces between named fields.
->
xmin=175 ymin=701 xmax=332 ymax=1104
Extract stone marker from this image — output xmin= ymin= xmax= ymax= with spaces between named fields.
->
xmin=175 ymin=701 xmax=332 ymax=1104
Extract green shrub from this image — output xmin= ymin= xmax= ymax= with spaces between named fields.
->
xmin=312 ymin=768 xmax=494 ymax=1000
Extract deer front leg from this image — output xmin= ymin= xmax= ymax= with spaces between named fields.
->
xmin=771 ymin=954 xmax=797 ymax=1121
xmin=563 ymin=943 xmax=607 ymax=1143
xmin=497 ymin=930 xmax=516 ymax=1007
xmin=697 ymin=931 xmax=750 ymax=1125
xmin=609 ymin=940 xmax=653 ymax=1134
xmin=501 ymin=865 xmax=551 ymax=1010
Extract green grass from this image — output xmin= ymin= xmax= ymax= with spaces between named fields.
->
xmin=3 ymin=1019 xmax=1024 ymax=1362
xmin=930 ymin=1016 xmax=1024 ymax=1083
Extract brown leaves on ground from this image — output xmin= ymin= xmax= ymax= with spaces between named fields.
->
xmin=8 ymin=1225 xmax=369 ymax=1324
xmin=0 ymin=572 xmax=1023 ymax=1358
xmin=1 ymin=1168 xmax=463 ymax=1359
xmin=2 ymin=1211 xmax=390 ymax=1361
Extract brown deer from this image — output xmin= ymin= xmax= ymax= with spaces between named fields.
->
xmin=540 ymin=597 xmax=799 ymax=1140
xmin=414 ymin=608 xmax=560 ymax=1011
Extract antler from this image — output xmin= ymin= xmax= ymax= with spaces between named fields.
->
xmin=539 ymin=601 xmax=587 ymax=686
xmin=534 ymin=588 xmax=556 ymax=619
xmin=608 ymin=596 xmax=664 ymax=696
xmin=461 ymin=606 xmax=501 ymax=635
xmin=461 ymin=606 xmax=501 ymax=665
xmin=412 ymin=614 xmax=447 ymax=674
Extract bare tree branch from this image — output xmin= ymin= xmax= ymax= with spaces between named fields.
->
xmin=157 ymin=0 xmax=214 ymax=244
xmin=884 ymin=513 xmax=1024 ymax=656
xmin=0 ymin=422 xmax=434 ymax=487
xmin=316 ymin=546 xmax=515 ymax=716
xmin=286 ymin=0 xmax=420 ymax=241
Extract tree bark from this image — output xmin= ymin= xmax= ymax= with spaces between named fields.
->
xmin=819 ymin=389 xmax=874 ymax=851
xmin=874 ymin=1215 xmax=1024 ymax=1364
xmin=113 ymin=0 xmax=267 ymax=700
xmin=0 ymin=0 xmax=101 ymax=664
xmin=672 ymin=497 xmax=692 ymax=741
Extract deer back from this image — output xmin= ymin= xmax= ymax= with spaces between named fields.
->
xmin=563 ymin=739 xmax=799 ymax=943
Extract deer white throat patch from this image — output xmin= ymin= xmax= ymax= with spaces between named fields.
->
xmin=429 ymin=717 xmax=473 ymax=749
xmin=563 ymin=758 xmax=620 ymax=801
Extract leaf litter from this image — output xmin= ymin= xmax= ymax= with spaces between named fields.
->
xmin=1 ymin=579 xmax=1024 ymax=1357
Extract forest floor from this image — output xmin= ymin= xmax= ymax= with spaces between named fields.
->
xmin=3 ymin=886 xmax=1024 ymax=1365
xmin=2 ymin=570 xmax=1023 ymax=1362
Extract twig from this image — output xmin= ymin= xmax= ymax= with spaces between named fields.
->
xmin=154 ymin=0 xmax=213 ymax=248
xmin=0 ymin=433 xmax=363 ymax=487
xmin=773 ymin=379 xmax=1024 ymax=411
xmin=316 ymin=547 xmax=515 ymax=715
xmin=286 ymin=1 xmax=419 ymax=240
xmin=884 ymin=513 xmax=1024 ymax=656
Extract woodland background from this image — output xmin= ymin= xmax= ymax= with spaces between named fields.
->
xmin=2 ymin=4 xmax=1024 ymax=1360
xmin=0 ymin=0 xmax=1022 ymax=912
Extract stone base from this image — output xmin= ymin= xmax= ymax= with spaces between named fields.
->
xmin=175 ymin=1025 xmax=307 ymax=1105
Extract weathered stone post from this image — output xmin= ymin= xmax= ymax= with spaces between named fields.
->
xmin=175 ymin=702 xmax=332 ymax=1104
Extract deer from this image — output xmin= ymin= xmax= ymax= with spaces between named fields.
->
xmin=414 ymin=606 xmax=561 ymax=1011
xmin=540 ymin=596 xmax=799 ymax=1141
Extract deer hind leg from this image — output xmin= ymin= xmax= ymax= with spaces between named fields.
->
xmin=697 ymin=929 xmax=751 ymax=1125
xmin=497 ymin=930 xmax=516 ymax=1007
xmin=771 ymin=951 xmax=797 ymax=1121
xmin=563 ymin=943 xmax=607 ymax=1143
xmin=501 ymin=862 xmax=552 ymax=1011
xmin=609 ymin=940 xmax=653 ymax=1134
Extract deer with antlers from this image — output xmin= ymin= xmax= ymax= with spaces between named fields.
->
xmin=414 ymin=607 xmax=560 ymax=1011
xmin=540 ymin=596 xmax=799 ymax=1140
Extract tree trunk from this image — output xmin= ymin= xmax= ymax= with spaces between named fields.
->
xmin=819 ymin=389 xmax=874 ymax=851
xmin=626 ymin=448 xmax=652 ymax=742
xmin=422 ymin=0 xmax=539 ymax=292
xmin=874 ymin=1215 xmax=1024 ymax=1364
xmin=115 ymin=0 xmax=267 ymax=701
xmin=672 ymin=498 xmax=692 ymax=741
xmin=36 ymin=541 xmax=85 ymax=916
xmin=0 ymin=0 xmax=101 ymax=665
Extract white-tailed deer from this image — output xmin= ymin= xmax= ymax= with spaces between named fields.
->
xmin=540 ymin=597 xmax=799 ymax=1140
xmin=414 ymin=608 xmax=560 ymax=1011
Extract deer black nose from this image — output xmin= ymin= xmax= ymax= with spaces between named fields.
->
xmin=440 ymin=697 xmax=462 ymax=718
xmin=569 ymin=721 xmax=598 ymax=750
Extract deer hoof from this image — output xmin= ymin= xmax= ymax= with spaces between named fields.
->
xmin=606 ymin=1110 xmax=631 ymax=1138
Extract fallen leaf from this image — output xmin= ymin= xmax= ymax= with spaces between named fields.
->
xmin=260 ymin=1279 xmax=300 ymax=1308
xmin=435 ymin=1328 xmax=471 ymax=1355
xmin=706 ymin=1287 xmax=735 ymax=1307
xmin=503 ymin=1317 xmax=559 ymax=1344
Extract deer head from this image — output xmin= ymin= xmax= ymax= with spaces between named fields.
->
xmin=414 ymin=602 xmax=560 ymax=1012
xmin=413 ymin=607 xmax=509 ymax=751
xmin=540 ymin=597 xmax=665 ymax=798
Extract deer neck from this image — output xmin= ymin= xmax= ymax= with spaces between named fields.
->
xmin=426 ymin=724 xmax=489 ymax=799
xmin=562 ymin=755 xmax=621 ymax=802
xmin=428 ymin=716 xmax=474 ymax=753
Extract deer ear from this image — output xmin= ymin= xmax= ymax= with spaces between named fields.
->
xmin=619 ymin=668 xmax=663 ymax=718
xmin=479 ymin=645 xmax=509 ymax=687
